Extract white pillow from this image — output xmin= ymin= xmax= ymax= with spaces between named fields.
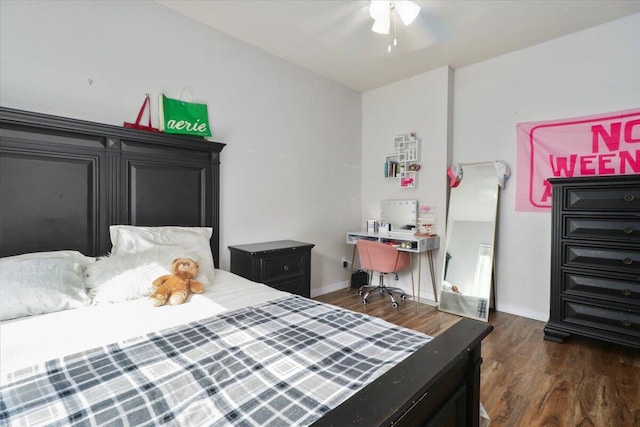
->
xmin=85 ymin=248 xmax=207 ymax=304
xmin=109 ymin=225 xmax=215 ymax=286
xmin=5 ymin=250 xmax=93 ymax=261
xmin=0 ymin=251 xmax=93 ymax=321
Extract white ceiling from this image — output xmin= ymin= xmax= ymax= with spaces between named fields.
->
xmin=156 ymin=0 xmax=640 ymax=92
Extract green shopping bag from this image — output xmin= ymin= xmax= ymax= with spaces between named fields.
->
xmin=159 ymin=94 xmax=212 ymax=137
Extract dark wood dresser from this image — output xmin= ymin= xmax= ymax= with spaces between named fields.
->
xmin=228 ymin=240 xmax=314 ymax=298
xmin=544 ymin=175 xmax=640 ymax=348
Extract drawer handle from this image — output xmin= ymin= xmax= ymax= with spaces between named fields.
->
xmin=623 ymin=258 xmax=633 ymax=265
xmin=623 ymin=226 xmax=634 ymax=234
xmin=624 ymin=194 xmax=635 ymax=202
xmin=621 ymin=319 xmax=632 ymax=327
xmin=622 ymin=289 xmax=632 ymax=296
xmin=283 ymin=265 xmax=290 ymax=271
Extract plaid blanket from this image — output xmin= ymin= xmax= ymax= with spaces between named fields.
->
xmin=0 ymin=296 xmax=431 ymax=426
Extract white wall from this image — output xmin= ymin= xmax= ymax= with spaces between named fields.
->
xmin=361 ymin=66 xmax=453 ymax=302
xmin=0 ymin=0 xmax=363 ymax=295
xmin=453 ymin=13 xmax=640 ymax=320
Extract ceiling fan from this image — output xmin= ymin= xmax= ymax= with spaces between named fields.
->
xmin=369 ymin=0 xmax=421 ymax=52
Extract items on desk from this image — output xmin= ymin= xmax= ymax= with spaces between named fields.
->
xmin=367 ymin=219 xmax=378 ymax=233
xmin=416 ymin=213 xmax=437 ymax=237
xmin=388 ymin=242 xmax=414 ymax=249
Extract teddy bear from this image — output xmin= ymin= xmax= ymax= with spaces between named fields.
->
xmin=149 ymin=258 xmax=204 ymax=306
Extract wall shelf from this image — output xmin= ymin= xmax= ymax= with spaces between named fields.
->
xmin=384 ymin=133 xmax=421 ymax=188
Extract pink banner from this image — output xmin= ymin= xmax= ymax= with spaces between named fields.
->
xmin=516 ymin=108 xmax=640 ymax=212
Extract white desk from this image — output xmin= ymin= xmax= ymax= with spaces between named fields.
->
xmin=346 ymin=231 xmax=440 ymax=303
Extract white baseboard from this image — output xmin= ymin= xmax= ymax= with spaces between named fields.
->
xmin=495 ymin=303 xmax=548 ymax=322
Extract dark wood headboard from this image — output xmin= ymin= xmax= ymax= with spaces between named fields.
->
xmin=0 ymin=107 xmax=225 ymax=266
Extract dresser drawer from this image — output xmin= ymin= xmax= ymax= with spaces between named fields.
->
xmin=563 ymin=271 xmax=640 ymax=305
xmin=564 ymin=244 xmax=640 ymax=275
xmin=563 ymin=300 xmax=640 ymax=338
xmin=565 ymin=187 xmax=640 ymax=211
xmin=260 ymin=254 xmax=306 ymax=281
xmin=564 ymin=217 xmax=640 ymax=242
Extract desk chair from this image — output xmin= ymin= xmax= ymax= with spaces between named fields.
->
xmin=356 ymin=239 xmax=411 ymax=308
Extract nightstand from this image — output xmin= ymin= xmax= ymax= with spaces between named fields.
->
xmin=228 ymin=240 xmax=315 ymax=298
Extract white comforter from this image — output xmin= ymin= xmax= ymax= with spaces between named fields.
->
xmin=0 ymin=269 xmax=287 ymax=379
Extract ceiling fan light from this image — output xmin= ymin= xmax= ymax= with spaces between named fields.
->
xmin=369 ymin=1 xmax=390 ymax=22
xmin=396 ymin=0 xmax=420 ymax=25
xmin=371 ymin=17 xmax=390 ymax=34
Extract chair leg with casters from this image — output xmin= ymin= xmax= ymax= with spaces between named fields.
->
xmin=361 ymin=273 xmax=406 ymax=308
xmin=358 ymin=270 xmax=376 ymax=299
xmin=358 ymin=285 xmax=377 ymax=299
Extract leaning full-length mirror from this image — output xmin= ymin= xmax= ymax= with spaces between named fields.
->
xmin=438 ymin=163 xmax=499 ymax=322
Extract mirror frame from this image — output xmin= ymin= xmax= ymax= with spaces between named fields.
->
xmin=438 ymin=163 xmax=499 ymax=322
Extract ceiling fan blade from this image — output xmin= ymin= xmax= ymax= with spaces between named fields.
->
xmin=413 ymin=10 xmax=451 ymax=42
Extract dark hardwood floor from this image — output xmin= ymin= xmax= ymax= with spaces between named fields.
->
xmin=314 ymin=288 xmax=640 ymax=427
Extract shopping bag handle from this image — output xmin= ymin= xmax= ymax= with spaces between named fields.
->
xmin=179 ymin=88 xmax=194 ymax=103
xmin=134 ymin=94 xmax=153 ymax=127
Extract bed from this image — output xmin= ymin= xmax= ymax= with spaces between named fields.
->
xmin=0 ymin=107 xmax=493 ymax=426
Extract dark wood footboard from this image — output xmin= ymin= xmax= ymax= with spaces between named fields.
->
xmin=313 ymin=319 xmax=493 ymax=427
